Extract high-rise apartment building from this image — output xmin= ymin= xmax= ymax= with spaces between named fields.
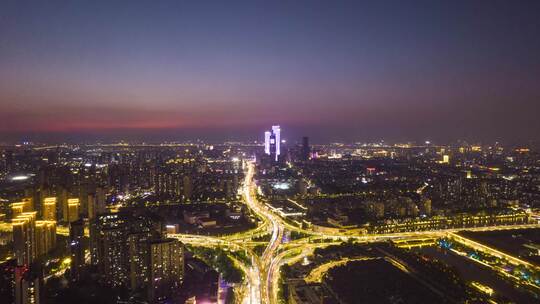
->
xmin=69 ymin=219 xmax=85 ymax=280
xmin=89 ymin=213 xmax=183 ymax=301
xmin=41 ymin=197 xmax=56 ymax=221
xmin=34 ymin=221 xmax=56 ymax=257
xmin=148 ymin=238 xmax=184 ymax=302
xmin=12 ymin=212 xmax=37 ymax=266
xmin=67 ymin=199 xmax=80 ymax=222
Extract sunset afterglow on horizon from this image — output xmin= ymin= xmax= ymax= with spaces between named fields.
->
xmin=1 ymin=1 xmax=539 ymax=143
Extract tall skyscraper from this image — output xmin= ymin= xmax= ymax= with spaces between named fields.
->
xmin=41 ymin=197 xmax=56 ymax=221
xmin=264 ymin=131 xmax=271 ymax=154
xmin=301 ymin=136 xmax=310 ymax=161
xmin=148 ymin=238 xmax=184 ymax=302
xmin=128 ymin=232 xmax=152 ymax=291
xmin=12 ymin=219 xmax=32 ymax=266
xmin=88 ymin=212 xmax=184 ymax=301
xmin=264 ymin=125 xmax=281 ymax=161
xmin=183 ymin=175 xmax=192 ymax=201
xmin=12 ymin=212 xmax=37 ymax=266
xmin=87 ymin=193 xmax=96 ymax=220
xmin=59 ymin=187 xmax=69 ymax=222
xmin=67 ymin=199 xmax=80 ymax=222
xmin=90 ymin=213 xmax=162 ymax=288
xmin=69 ymin=219 xmax=85 ymax=280
xmin=34 ymin=221 xmax=56 ymax=257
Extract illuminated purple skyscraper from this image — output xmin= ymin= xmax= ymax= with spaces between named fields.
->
xmin=264 ymin=131 xmax=271 ymax=155
xmin=264 ymin=125 xmax=281 ymax=161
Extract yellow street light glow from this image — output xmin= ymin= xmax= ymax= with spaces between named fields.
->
xmin=471 ymin=282 xmax=494 ymax=296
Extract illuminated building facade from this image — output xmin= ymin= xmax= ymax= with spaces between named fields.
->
xmin=264 ymin=131 xmax=271 ymax=154
xmin=90 ymin=213 xmax=164 ymax=288
xmin=67 ymin=199 xmax=80 ymax=222
xmin=34 ymin=221 xmax=56 ymax=257
xmin=442 ymin=154 xmax=450 ymax=164
xmin=11 ymin=203 xmax=26 ymax=219
xmin=148 ymin=238 xmax=184 ymax=302
xmin=12 ymin=212 xmax=37 ymax=266
xmin=128 ymin=231 xmax=154 ymax=290
xmin=264 ymin=125 xmax=281 ymax=161
xmin=41 ymin=197 xmax=56 ymax=221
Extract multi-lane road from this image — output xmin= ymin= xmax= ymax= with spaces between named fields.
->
xmin=172 ymin=160 xmax=540 ymax=304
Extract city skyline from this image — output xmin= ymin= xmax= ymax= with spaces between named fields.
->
xmin=1 ymin=1 xmax=540 ymax=143
xmin=2 ymin=2 xmax=540 ymax=303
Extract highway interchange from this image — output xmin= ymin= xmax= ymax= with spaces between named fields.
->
xmin=170 ymin=161 xmax=540 ymax=304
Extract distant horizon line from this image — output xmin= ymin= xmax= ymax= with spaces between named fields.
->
xmin=0 ymin=138 xmax=538 ymax=148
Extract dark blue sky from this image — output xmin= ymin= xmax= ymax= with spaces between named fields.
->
xmin=1 ymin=1 xmax=539 ymax=143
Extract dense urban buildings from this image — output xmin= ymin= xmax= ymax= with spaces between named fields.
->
xmin=0 ymin=136 xmax=539 ymax=303
xmin=1 ymin=1 xmax=540 ymax=304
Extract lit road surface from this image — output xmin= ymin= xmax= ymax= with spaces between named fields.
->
xmin=183 ymin=161 xmax=540 ymax=304
xmin=243 ymin=161 xmax=277 ymax=303
xmin=138 ymin=160 xmax=540 ymax=304
xmin=242 ymin=161 xmax=286 ymax=304
xmin=242 ymin=161 xmax=265 ymax=304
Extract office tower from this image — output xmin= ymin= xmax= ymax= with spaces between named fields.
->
xmin=69 ymin=219 xmax=85 ymax=280
xmin=272 ymin=125 xmax=281 ymax=161
xmin=263 ymin=125 xmax=281 ymax=161
xmin=148 ymin=238 xmax=184 ymax=302
xmin=41 ymin=197 xmax=56 ymax=221
xmin=301 ymin=136 xmax=310 ymax=161
xmin=67 ymin=199 xmax=80 ymax=222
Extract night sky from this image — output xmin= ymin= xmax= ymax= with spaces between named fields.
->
xmin=1 ymin=1 xmax=539 ymax=143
